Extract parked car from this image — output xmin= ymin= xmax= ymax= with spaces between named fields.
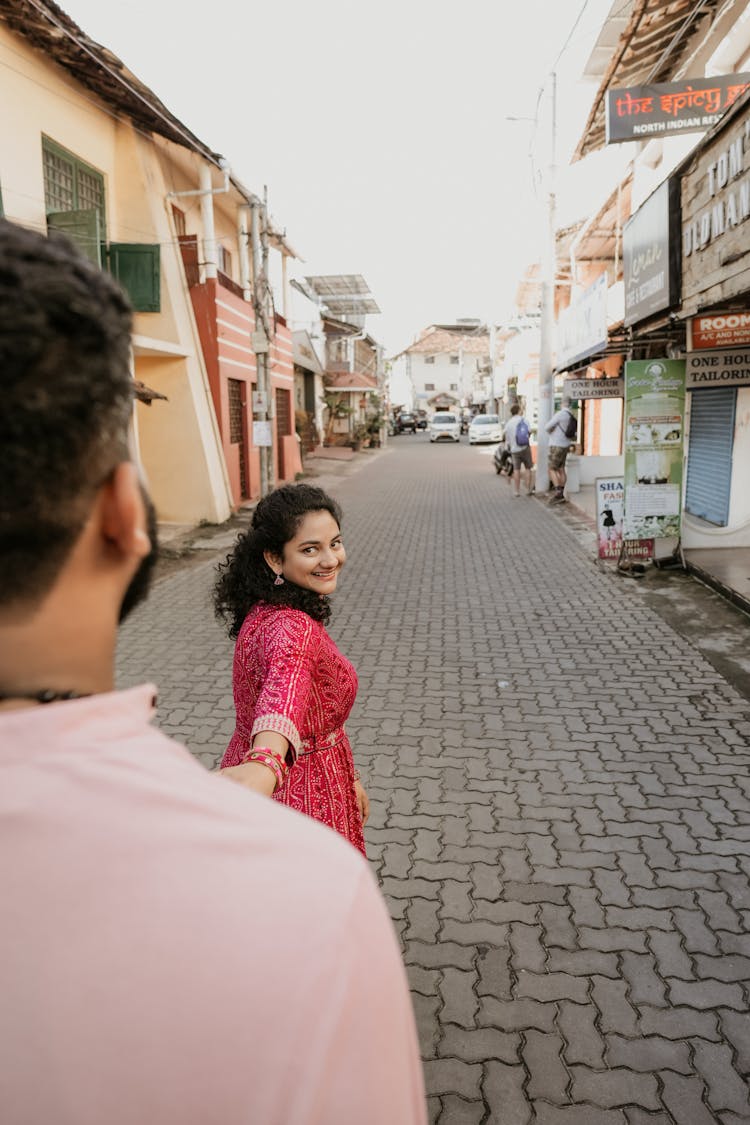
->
xmin=429 ymin=412 xmax=461 ymax=443
xmin=416 ymin=411 xmax=428 ymax=430
xmin=468 ymin=414 xmax=503 ymax=444
xmin=396 ymin=412 xmax=418 ymax=434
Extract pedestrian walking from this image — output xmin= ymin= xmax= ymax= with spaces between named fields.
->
xmin=214 ymin=484 xmax=369 ymax=854
xmin=0 ymin=220 xmax=425 ymax=1125
xmin=503 ymin=403 xmax=534 ymax=496
xmin=544 ymin=395 xmax=578 ymax=503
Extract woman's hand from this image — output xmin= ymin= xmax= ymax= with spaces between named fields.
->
xmin=219 ymin=761 xmax=278 ymax=797
xmin=355 ymin=780 xmax=370 ymax=826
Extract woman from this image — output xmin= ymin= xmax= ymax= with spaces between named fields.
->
xmin=214 ymin=483 xmax=369 ymax=854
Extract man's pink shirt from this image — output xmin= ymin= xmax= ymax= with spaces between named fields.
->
xmin=0 ymin=686 xmax=426 ymax=1124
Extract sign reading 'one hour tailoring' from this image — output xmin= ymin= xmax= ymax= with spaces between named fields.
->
xmin=563 ymin=377 xmax=624 ymax=399
xmin=606 ymin=74 xmax=750 ymax=144
xmin=686 ymin=347 xmax=750 ymax=388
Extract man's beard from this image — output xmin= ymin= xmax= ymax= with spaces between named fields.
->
xmin=119 ymin=488 xmax=159 ymax=622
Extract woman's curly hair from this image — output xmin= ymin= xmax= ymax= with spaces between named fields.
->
xmin=214 ymin=483 xmax=343 ymax=638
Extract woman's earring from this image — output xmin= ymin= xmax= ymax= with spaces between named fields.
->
xmin=274 ymin=573 xmax=285 ymax=587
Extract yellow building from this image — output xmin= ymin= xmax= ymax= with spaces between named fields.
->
xmin=0 ymin=0 xmax=296 ymax=524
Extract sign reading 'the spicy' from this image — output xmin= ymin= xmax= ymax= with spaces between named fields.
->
xmin=607 ymin=74 xmax=750 ymax=143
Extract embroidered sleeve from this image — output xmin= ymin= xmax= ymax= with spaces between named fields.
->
xmin=245 ymin=610 xmax=318 ymax=763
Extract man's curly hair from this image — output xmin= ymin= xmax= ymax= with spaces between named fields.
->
xmin=0 ymin=220 xmax=134 ymax=608
xmin=213 ymin=483 xmax=343 ymax=638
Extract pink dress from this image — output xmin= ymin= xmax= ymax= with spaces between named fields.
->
xmin=221 ymin=603 xmax=366 ymax=855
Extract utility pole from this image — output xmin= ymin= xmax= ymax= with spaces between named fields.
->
xmin=250 ymin=189 xmax=273 ymax=498
xmin=536 ymin=71 xmax=557 ymax=495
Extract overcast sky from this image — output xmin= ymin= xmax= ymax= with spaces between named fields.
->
xmin=59 ymin=0 xmax=621 ymax=352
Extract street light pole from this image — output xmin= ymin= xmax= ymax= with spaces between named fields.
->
xmin=535 ymin=70 xmax=557 ymax=495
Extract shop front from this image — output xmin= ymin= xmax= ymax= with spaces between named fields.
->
xmin=679 ymin=91 xmax=750 ymax=552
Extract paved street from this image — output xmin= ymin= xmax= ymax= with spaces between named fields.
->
xmin=117 ymin=436 xmax=750 ymax=1124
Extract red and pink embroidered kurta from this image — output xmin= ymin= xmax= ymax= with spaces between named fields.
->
xmin=221 ymin=604 xmax=365 ymax=854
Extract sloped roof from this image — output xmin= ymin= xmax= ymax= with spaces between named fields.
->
xmin=324 ymin=371 xmax=379 ymax=392
xmin=0 ymin=0 xmax=215 ymax=156
xmin=395 ymin=325 xmax=493 ymax=359
xmin=574 ymin=0 xmax=724 ymax=161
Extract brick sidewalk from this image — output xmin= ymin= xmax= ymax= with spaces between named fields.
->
xmin=117 ymin=436 xmax=750 ymax=1124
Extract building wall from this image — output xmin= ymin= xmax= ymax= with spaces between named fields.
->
xmin=411 ymin=353 xmax=465 ymax=404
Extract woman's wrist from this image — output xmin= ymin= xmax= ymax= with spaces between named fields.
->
xmin=242 ymin=746 xmax=288 ymax=791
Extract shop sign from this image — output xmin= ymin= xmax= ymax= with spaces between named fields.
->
xmin=686 ymin=347 xmax=750 ymax=388
xmin=556 ymin=274 xmax=608 ymax=369
xmin=623 ymin=359 xmax=686 ymax=540
xmin=623 ymin=180 xmax=681 ymax=327
xmin=596 ymin=478 xmax=653 ymax=560
xmin=683 ymin=120 xmax=750 ymax=259
xmin=690 ymin=312 xmax=750 ymax=349
xmin=607 ymin=74 xmax=750 ymax=144
xmin=563 ymin=377 xmax=624 ymax=399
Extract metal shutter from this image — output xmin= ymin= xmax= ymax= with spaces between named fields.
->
xmin=685 ymin=388 xmax=736 ymax=527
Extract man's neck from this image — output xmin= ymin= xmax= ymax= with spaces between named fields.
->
xmin=0 ymin=590 xmax=116 ymax=711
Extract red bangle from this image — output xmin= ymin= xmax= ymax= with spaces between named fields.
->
xmin=243 ymin=746 xmax=288 ymax=790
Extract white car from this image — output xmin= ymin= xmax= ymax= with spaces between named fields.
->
xmin=468 ymin=414 xmax=503 ymax=444
xmin=429 ymin=412 xmax=461 ymax=443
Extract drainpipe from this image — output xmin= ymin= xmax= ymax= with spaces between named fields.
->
xmin=199 ymin=164 xmax=218 ymax=280
xmin=238 ymin=206 xmax=252 ymax=301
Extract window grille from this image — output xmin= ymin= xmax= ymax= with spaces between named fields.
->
xmin=43 ymin=138 xmax=105 ymax=228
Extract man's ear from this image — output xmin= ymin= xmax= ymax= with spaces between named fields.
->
xmin=100 ymin=463 xmax=150 ymax=559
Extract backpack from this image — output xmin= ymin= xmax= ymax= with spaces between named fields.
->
xmin=515 ymin=417 xmax=530 ymax=447
xmin=560 ymin=410 xmax=578 ymax=441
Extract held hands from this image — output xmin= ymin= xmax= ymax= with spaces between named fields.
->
xmin=355 ymin=779 xmax=370 ymax=826
xmin=219 ymin=760 xmax=278 ymax=797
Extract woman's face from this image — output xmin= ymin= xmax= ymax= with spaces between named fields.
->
xmin=269 ymin=509 xmax=346 ymax=595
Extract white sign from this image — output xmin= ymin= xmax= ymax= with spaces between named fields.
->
xmin=556 ymin=274 xmax=608 ymax=369
xmin=564 ymin=377 xmax=624 ymax=399
xmin=683 ymin=121 xmax=750 ymax=259
xmin=253 ymin=421 xmax=273 ymax=447
xmin=686 ymin=347 xmax=750 ymax=388
xmin=252 ymin=392 xmax=268 ymax=412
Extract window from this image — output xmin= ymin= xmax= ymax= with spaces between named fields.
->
xmin=424 ymin=383 xmax=435 ymax=391
xmin=217 ymin=244 xmax=233 ymax=277
xmin=450 ymin=383 xmax=458 ymax=391
xmin=43 ymin=137 xmax=106 ymax=265
xmin=424 ymin=355 xmax=435 ymax=365
xmin=450 ymin=355 xmax=459 ymax=364
xmin=41 ymin=137 xmax=160 ymax=311
xmin=172 ymin=206 xmax=186 ymax=236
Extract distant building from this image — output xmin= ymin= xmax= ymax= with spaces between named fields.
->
xmin=390 ymin=322 xmax=501 ymax=412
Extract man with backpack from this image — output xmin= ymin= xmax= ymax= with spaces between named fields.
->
xmin=503 ymin=402 xmax=534 ymax=497
xmin=544 ymin=396 xmax=578 ymax=504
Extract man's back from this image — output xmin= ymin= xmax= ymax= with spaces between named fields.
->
xmin=0 ymin=687 xmax=425 ymax=1125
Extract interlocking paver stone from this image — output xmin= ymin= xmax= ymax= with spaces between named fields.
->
xmin=116 ymin=440 xmax=750 ymax=1122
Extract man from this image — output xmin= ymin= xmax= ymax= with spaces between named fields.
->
xmin=545 ymin=395 xmax=578 ymax=504
xmin=0 ymin=221 xmax=425 ymax=1125
xmin=503 ymin=403 xmax=534 ymax=497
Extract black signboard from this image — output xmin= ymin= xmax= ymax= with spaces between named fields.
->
xmin=623 ymin=179 xmax=681 ymax=328
xmin=606 ymin=74 xmax=750 ymax=143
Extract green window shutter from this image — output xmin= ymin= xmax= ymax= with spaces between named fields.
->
xmin=108 ymin=243 xmax=161 ymax=312
xmin=47 ymin=208 xmax=102 ymax=267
